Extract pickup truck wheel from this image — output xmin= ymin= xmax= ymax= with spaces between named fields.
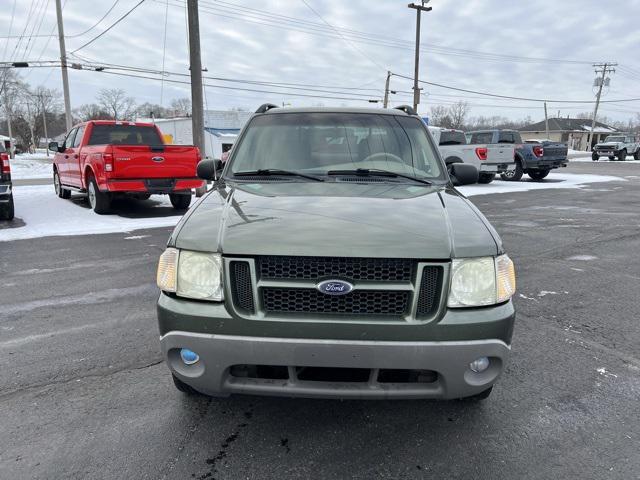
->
xmin=87 ymin=176 xmax=111 ymax=214
xmin=0 ymin=193 xmax=14 ymax=220
xmin=172 ymin=374 xmax=199 ymax=395
xmin=477 ymin=173 xmax=495 ymax=184
xmin=170 ymin=193 xmax=191 ymax=210
xmin=528 ymin=169 xmax=550 ymax=181
xmin=634 ymin=150 xmax=640 ymax=160
xmin=54 ymin=170 xmax=71 ymax=199
xmin=591 ymin=152 xmax=599 ymax=161
xmin=500 ymin=159 xmax=523 ymax=181
xmin=618 ymin=149 xmax=627 ymax=162
xmin=608 ymin=156 xmax=615 ymax=161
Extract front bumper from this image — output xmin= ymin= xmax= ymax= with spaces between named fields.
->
xmin=161 ymin=332 xmax=511 ymax=399
xmin=0 ymin=183 xmax=12 ymax=200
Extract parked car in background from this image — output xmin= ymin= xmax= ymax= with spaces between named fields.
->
xmin=467 ymin=130 xmax=568 ymax=181
xmin=156 ymin=105 xmax=517 ymax=402
xmin=50 ymin=121 xmax=203 ymax=214
xmin=0 ymin=143 xmax=14 ymax=220
xmin=592 ymin=134 xmax=640 ymax=161
xmin=428 ymin=126 xmax=515 ymax=184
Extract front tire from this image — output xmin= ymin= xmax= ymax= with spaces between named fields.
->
xmin=591 ymin=152 xmax=599 ymax=161
xmin=0 ymin=193 xmax=14 ymax=220
xmin=170 ymin=193 xmax=191 ymax=210
xmin=477 ymin=173 xmax=495 ymax=184
xmin=500 ymin=159 xmax=523 ymax=181
xmin=87 ymin=176 xmax=111 ymax=214
xmin=528 ymin=169 xmax=550 ymax=181
xmin=634 ymin=149 xmax=640 ymax=160
xmin=618 ymin=149 xmax=627 ymax=162
xmin=608 ymin=156 xmax=615 ymax=161
xmin=54 ymin=170 xmax=71 ymax=199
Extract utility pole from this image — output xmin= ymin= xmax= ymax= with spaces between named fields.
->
xmin=586 ymin=62 xmax=616 ymax=150
xmin=187 ymin=0 xmax=206 ymax=196
xmin=40 ymin=94 xmax=49 ymax=157
xmin=544 ymin=101 xmax=549 ymax=140
xmin=1 ymin=69 xmax=14 ymax=158
xmin=383 ymin=70 xmax=391 ymax=108
xmin=55 ymin=0 xmax=72 ymax=131
xmin=408 ymin=1 xmax=431 ymax=113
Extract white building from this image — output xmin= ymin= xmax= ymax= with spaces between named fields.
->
xmin=148 ymin=110 xmax=253 ymax=159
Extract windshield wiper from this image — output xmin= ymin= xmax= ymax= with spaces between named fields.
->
xmin=232 ymin=169 xmax=324 ymax=182
xmin=326 ymin=168 xmax=432 ymax=186
xmin=439 ymin=141 xmax=463 ymax=145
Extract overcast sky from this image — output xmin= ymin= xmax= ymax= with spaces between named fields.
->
xmin=2 ymin=0 xmax=640 ymax=123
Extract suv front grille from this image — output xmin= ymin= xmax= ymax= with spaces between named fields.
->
xmin=262 ymin=288 xmax=410 ymax=316
xmin=257 ymin=256 xmax=414 ymax=282
xmin=230 ymin=261 xmax=255 ymax=313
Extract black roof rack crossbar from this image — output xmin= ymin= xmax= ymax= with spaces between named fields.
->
xmin=255 ymin=103 xmax=279 ymax=114
xmin=394 ymin=105 xmax=417 ymax=116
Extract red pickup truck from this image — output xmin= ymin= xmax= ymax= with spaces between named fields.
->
xmin=49 ymin=120 xmax=203 ymax=214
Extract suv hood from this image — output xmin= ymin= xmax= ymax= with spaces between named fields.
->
xmin=170 ymin=182 xmax=500 ymax=259
xmin=596 ymin=142 xmax=622 ymax=147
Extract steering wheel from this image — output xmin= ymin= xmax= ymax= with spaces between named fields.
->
xmin=361 ymin=152 xmax=405 ymax=165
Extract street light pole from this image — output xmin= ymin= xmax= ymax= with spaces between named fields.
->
xmin=408 ymin=1 xmax=431 ymax=113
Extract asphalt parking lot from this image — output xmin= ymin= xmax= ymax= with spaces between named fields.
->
xmin=1 ymin=162 xmax=639 ymax=480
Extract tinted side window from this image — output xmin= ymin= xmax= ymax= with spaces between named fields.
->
xmin=498 ymin=132 xmax=515 ymax=143
xmin=87 ymin=125 xmax=163 ymax=145
xmin=439 ymin=131 xmax=466 ymax=145
xmin=73 ymin=126 xmax=85 ymax=148
xmin=64 ymin=129 xmax=77 ymax=149
xmin=471 ymin=132 xmax=493 ymax=144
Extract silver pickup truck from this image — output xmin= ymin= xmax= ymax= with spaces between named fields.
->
xmin=428 ymin=126 xmax=515 ymax=184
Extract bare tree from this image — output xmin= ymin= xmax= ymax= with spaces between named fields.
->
xmin=74 ymin=103 xmax=111 ymax=122
xmin=429 ymin=105 xmax=451 ymax=128
xmin=97 ymin=88 xmax=136 ymax=120
xmin=170 ymin=97 xmax=191 ymax=116
xmin=448 ymin=101 xmax=470 ymax=130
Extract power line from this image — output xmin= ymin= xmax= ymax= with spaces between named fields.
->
xmin=68 ymin=0 xmax=122 ymax=38
xmin=1 ymin=0 xmax=18 ymax=60
xmin=70 ymin=0 xmax=147 ymax=53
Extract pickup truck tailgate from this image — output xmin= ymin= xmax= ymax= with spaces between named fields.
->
xmin=541 ymin=142 xmax=568 ymax=161
xmin=486 ymin=144 xmax=515 ymax=165
xmin=110 ymin=145 xmax=198 ymax=179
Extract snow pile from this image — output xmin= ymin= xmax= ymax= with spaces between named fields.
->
xmin=458 ymin=172 xmax=624 ymax=197
xmin=0 ymin=185 xmax=184 ymax=242
xmin=9 ymin=153 xmax=54 ymax=180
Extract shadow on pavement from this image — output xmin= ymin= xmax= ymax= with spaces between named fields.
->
xmin=0 ymin=217 xmax=26 ymax=230
xmin=69 ymin=194 xmax=186 ymax=219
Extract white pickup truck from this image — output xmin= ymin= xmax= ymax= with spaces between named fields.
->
xmin=428 ymin=126 xmax=515 ymax=184
xmin=592 ymin=134 xmax=640 ymax=161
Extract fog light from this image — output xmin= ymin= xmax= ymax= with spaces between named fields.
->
xmin=180 ymin=348 xmax=200 ymax=365
xmin=469 ymin=356 xmax=490 ymax=373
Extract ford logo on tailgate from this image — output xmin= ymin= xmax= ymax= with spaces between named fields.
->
xmin=316 ymin=280 xmax=353 ymax=296
xmin=152 ymin=156 xmax=165 ymax=162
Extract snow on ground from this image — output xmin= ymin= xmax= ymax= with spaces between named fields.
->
xmin=458 ymin=172 xmax=625 ymax=197
xmin=0 ymin=172 xmax=625 ymax=242
xmin=568 ymin=149 xmax=640 ymax=163
xmin=0 ymin=185 xmax=184 ymax=242
xmin=9 ymin=153 xmax=54 ymax=180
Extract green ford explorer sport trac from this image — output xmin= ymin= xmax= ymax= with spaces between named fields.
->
xmin=156 ymin=105 xmax=516 ymax=401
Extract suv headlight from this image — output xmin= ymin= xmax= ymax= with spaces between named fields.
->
xmin=157 ymin=248 xmax=224 ymax=301
xmin=448 ymin=254 xmax=515 ymax=308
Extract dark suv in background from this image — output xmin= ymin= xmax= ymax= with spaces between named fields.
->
xmin=0 ymin=143 xmax=13 ymax=221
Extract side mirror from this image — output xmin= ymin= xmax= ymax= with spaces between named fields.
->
xmin=197 ymin=158 xmax=224 ymax=181
xmin=48 ymin=141 xmax=60 ymax=153
xmin=449 ymin=163 xmax=478 ymax=186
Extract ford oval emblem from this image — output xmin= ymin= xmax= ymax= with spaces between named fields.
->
xmin=152 ymin=156 xmax=165 ymax=162
xmin=316 ymin=280 xmax=353 ymax=296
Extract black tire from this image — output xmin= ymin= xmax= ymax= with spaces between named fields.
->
xmin=591 ymin=152 xmax=599 ymax=161
xmin=54 ymin=170 xmax=71 ymax=199
xmin=477 ymin=173 xmax=495 ymax=184
xmin=87 ymin=175 xmax=111 ymax=214
xmin=608 ymin=156 xmax=615 ymax=161
xmin=172 ymin=374 xmax=199 ymax=395
xmin=528 ymin=169 xmax=550 ymax=181
xmin=618 ymin=149 xmax=627 ymax=162
xmin=634 ymin=149 xmax=640 ymax=160
xmin=0 ymin=193 xmax=14 ymax=220
xmin=500 ymin=158 xmax=523 ymax=181
xmin=135 ymin=193 xmax=151 ymax=201
xmin=170 ymin=193 xmax=191 ymax=210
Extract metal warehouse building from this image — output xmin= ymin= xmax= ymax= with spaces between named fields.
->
xmin=149 ymin=110 xmax=253 ymax=159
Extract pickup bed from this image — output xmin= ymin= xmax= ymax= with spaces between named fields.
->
xmin=50 ymin=120 xmax=203 ymax=214
xmin=428 ymin=127 xmax=514 ymax=184
xmin=467 ymin=130 xmax=568 ymax=181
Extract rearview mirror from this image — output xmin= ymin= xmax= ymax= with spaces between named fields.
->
xmin=197 ymin=158 xmax=224 ymax=181
xmin=48 ymin=141 xmax=60 ymax=153
xmin=449 ymin=163 xmax=478 ymax=186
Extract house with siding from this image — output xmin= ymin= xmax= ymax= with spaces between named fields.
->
xmin=519 ymin=118 xmax=618 ymax=151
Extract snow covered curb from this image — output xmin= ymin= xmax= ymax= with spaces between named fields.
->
xmin=9 ymin=154 xmax=54 ymax=180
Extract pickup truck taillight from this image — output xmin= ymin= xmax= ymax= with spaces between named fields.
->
xmin=0 ymin=152 xmax=10 ymax=174
xmin=533 ymin=146 xmax=544 ymax=158
xmin=102 ymin=153 xmax=114 ymax=172
xmin=475 ymin=147 xmax=488 ymax=161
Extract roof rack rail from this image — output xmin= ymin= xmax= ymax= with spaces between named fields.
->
xmin=394 ymin=105 xmax=417 ymax=116
xmin=255 ymin=103 xmax=279 ymax=114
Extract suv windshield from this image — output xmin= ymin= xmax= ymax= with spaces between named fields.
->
xmin=439 ymin=131 xmax=466 ymax=146
xmin=604 ymin=136 xmax=624 ymax=143
xmin=229 ymin=113 xmax=444 ymax=180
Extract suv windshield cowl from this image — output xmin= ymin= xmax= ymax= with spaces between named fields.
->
xmin=226 ymin=112 xmax=446 ymax=183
